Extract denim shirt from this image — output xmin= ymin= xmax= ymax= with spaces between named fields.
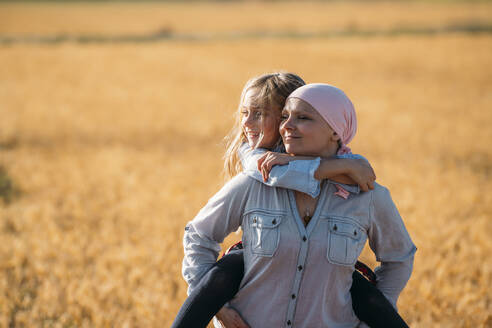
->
xmin=182 ymin=173 xmax=416 ymax=328
xmin=239 ymin=142 xmax=367 ymax=198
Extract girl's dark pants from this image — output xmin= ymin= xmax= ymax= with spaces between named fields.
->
xmin=171 ymin=251 xmax=409 ymax=328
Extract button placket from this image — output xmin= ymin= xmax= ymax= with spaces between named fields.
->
xmin=285 ymin=234 xmax=309 ymax=327
xmin=285 ymin=188 xmax=329 ymax=327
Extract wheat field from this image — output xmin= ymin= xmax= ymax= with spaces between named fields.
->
xmin=1 ymin=1 xmax=491 ymax=327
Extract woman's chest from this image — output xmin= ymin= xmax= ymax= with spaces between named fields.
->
xmin=240 ymin=187 xmax=372 ymax=267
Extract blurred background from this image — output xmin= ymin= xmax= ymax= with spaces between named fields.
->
xmin=0 ymin=0 xmax=491 ymax=327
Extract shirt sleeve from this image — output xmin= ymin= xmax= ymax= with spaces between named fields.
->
xmin=368 ymin=185 xmax=417 ymax=309
xmin=334 ymin=153 xmax=367 ymax=161
xmin=182 ymin=174 xmax=251 ymax=295
xmin=238 ymin=143 xmax=322 ymax=197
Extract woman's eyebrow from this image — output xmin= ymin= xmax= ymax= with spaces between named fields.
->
xmin=287 ymin=107 xmax=311 ymax=114
xmin=300 ymin=104 xmax=316 ymax=114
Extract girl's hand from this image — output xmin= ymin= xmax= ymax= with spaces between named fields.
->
xmin=216 ymin=306 xmax=250 ymax=328
xmin=346 ymin=158 xmax=376 ymax=192
xmin=257 ymin=152 xmax=295 ymax=182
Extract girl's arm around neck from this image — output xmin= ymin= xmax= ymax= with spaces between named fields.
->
xmin=239 ymin=143 xmax=321 ymax=197
xmin=314 ymin=155 xmax=376 ymax=191
xmin=253 ymin=148 xmax=376 ymax=192
xmin=239 ymin=143 xmax=375 ymax=195
xmin=239 ymin=144 xmax=376 ymax=197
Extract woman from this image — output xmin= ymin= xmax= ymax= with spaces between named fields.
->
xmin=181 ymin=82 xmax=416 ymax=327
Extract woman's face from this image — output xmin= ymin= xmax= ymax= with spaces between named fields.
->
xmin=280 ymin=97 xmax=339 ymax=157
xmin=241 ymin=88 xmax=282 ymax=149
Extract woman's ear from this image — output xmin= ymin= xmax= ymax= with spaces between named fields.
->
xmin=330 ymin=131 xmax=341 ymax=142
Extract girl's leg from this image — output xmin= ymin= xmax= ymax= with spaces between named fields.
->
xmin=171 ymin=250 xmax=244 ymax=328
xmin=351 ymin=271 xmax=409 ymax=328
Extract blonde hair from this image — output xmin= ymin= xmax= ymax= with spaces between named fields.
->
xmin=223 ymin=72 xmax=306 ymax=180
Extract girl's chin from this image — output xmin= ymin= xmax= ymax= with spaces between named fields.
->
xmin=249 ymin=139 xmax=274 ymax=149
xmin=247 ymin=139 xmax=259 ymax=147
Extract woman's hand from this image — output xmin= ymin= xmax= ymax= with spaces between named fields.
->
xmin=257 ymin=152 xmax=295 ymax=182
xmin=215 ymin=306 xmax=250 ymax=328
xmin=345 ymin=158 xmax=376 ymax=192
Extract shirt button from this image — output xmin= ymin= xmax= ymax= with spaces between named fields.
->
xmin=298 ymin=265 xmax=303 ymax=271
xmin=291 ymin=294 xmax=296 ymax=299
xmin=302 ymin=236 xmax=307 ymax=242
xmin=287 ymin=320 xmax=292 ymax=325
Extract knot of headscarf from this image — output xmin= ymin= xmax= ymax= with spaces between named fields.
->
xmin=286 ymin=83 xmax=357 ymax=155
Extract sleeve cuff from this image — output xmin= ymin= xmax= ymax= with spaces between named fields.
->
xmin=335 ymin=153 xmax=366 ymax=161
xmin=287 ymin=157 xmax=321 ymax=198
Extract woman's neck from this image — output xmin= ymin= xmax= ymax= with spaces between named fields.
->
xmin=294 ymin=191 xmax=319 ymax=227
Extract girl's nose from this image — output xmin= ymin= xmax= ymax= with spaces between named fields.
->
xmin=243 ymin=113 xmax=254 ymax=128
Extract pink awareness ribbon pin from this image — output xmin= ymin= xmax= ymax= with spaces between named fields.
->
xmin=334 ymin=184 xmax=350 ymax=199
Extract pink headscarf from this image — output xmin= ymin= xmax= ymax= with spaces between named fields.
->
xmin=287 ymin=83 xmax=357 ymax=155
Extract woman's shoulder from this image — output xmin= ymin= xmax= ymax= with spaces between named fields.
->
xmin=370 ymin=182 xmax=391 ymax=198
xmin=203 ymin=173 xmax=262 ymax=210
xmin=367 ymin=182 xmax=401 ymax=216
xmin=359 ymin=182 xmax=391 ymax=206
xmin=372 ymin=182 xmax=389 ymax=192
xmin=225 ymin=173 xmax=282 ymax=200
xmin=222 ymin=172 xmax=263 ymax=192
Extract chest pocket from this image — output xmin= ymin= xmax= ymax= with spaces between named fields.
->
xmin=248 ymin=212 xmax=283 ymax=257
xmin=326 ymin=218 xmax=367 ymax=266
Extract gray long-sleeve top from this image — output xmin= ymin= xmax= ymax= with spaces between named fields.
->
xmin=183 ymin=148 xmax=416 ymax=327
xmin=183 ymin=145 xmax=416 ymax=327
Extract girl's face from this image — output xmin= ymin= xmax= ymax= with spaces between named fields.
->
xmin=241 ymin=88 xmax=282 ymax=149
xmin=280 ymin=97 xmax=339 ymax=157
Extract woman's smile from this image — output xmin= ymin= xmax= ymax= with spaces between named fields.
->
xmin=283 ymin=134 xmax=300 ymax=141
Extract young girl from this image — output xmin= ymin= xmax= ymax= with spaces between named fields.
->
xmin=172 ymin=73 xmax=411 ymax=328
